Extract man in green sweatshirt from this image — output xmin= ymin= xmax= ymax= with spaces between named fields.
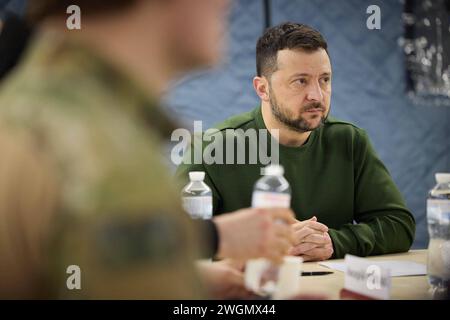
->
xmin=176 ymin=22 xmax=415 ymax=261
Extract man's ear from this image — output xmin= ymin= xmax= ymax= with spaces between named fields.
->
xmin=253 ymin=76 xmax=270 ymax=102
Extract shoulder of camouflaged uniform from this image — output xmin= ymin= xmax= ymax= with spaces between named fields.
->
xmin=0 ymin=30 xmax=203 ymax=299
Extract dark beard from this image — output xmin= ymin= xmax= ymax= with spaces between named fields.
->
xmin=269 ymin=88 xmax=328 ymax=133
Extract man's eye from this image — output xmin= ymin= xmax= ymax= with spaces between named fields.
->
xmin=321 ymin=77 xmax=330 ymax=83
xmin=296 ymin=79 xmax=307 ymax=85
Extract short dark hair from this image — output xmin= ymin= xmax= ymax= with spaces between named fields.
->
xmin=256 ymin=22 xmax=328 ymax=77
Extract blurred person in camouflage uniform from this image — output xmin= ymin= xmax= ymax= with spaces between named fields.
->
xmin=0 ymin=0 xmax=295 ymax=299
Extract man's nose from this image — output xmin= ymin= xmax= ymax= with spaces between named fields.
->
xmin=306 ymin=81 xmax=323 ymax=101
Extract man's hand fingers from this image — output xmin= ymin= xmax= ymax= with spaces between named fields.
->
xmin=289 ymin=242 xmax=318 ymax=255
xmin=292 ymin=220 xmax=328 ymax=233
xmin=312 ymin=222 xmax=328 ymax=233
xmin=226 ymin=269 xmax=257 ymax=299
xmin=266 ymin=208 xmax=296 ymax=224
xmin=305 ymin=221 xmax=328 ymax=232
xmin=273 ymin=238 xmax=292 ymax=257
xmin=274 ymin=222 xmax=295 ymax=244
xmin=301 ymin=245 xmax=334 ymax=261
xmin=292 ymin=216 xmax=316 ymax=230
xmin=299 ymin=254 xmax=316 ymax=262
xmin=293 ymin=226 xmax=318 ymax=245
xmin=302 ymin=233 xmax=328 ymax=245
xmin=221 ymin=259 xmax=246 ymax=271
xmin=264 ymin=238 xmax=292 ymax=263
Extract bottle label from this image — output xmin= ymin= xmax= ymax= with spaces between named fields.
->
xmin=252 ymin=191 xmax=291 ymax=208
xmin=427 ymin=199 xmax=450 ymax=279
xmin=427 ymin=199 xmax=450 ymax=224
xmin=428 ymin=239 xmax=450 ymax=279
xmin=182 ymin=196 xmax=212 ymax=220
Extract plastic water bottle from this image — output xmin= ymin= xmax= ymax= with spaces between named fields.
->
xmin=245 ymin=164 xmax=293 ymax=298
xmin=181 ymin=171 xmax=213 ymax=220
xmin=252 ymin=164 xmax=291 ymax=209
xmin=427 ymin=173 xmax=450 ymax=299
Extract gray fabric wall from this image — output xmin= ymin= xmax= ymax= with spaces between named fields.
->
xmin=165 ymin=0 xmax=450 ymax=249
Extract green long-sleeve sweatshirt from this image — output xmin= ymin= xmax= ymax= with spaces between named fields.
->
xmin=175 ymin=106 xmax=415 ymax=259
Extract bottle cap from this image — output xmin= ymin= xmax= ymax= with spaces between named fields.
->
xmin=264 ymin=164 xmax=284 ymax=176
xmin=189 ymin=171 xmax=205 ymax=181
xmin=436 ymin=173 xmax=450 ymax=184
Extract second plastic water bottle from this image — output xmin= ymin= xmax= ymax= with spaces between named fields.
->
xmin=181 ymin=171 xmax=213 ymax=220
xmin=245 ymin=164 xmax=294 ymax=298
xmin=427 ymin=173 xmax=450 ymax=299
xmin=252 ymin=164 xmax=291 ymax=209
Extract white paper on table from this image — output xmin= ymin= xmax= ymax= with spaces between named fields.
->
xmin=319 ymin=260 xmax=427 ymax=277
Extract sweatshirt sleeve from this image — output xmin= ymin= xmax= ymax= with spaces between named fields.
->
xmin=328 ymin=129 xmax=416 ymax=258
